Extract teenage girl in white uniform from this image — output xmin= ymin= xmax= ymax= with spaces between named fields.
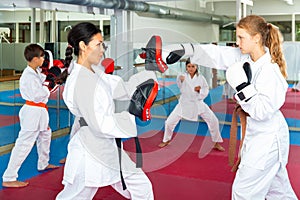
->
xmin=162 ymin=15 xmax=297 ymax=199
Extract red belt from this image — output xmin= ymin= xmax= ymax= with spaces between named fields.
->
xmin=25 ymin=100 xmax=48 ymax=110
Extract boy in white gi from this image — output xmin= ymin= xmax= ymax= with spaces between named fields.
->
xmin=2 ymin=44 xmax=58 ymax=188
xmin=158 ymin=58 xmax=225 ymax=152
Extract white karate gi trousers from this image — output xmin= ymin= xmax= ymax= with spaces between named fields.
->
xmin=163 ymin=103 xmax=223 ymax=143
xmin=2 ymin=128 xmax=51 ymax=181
xmin=232 ymin=138 xmax=298 ymax=200
xmin=56 ymin=135 xmax=154 ymax=200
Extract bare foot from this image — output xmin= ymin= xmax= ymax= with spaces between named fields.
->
xmin=45 ymin=164 xmax=59 ymax=170
xmin=213 ymin=143 xmax=225 ymax=152
xmin=59 ymin=158 xmax=66 ymax=164
xmin=158 ymin=140 xmax=171 ymax=148
xmin=39 ymin=164 xmax=59 ymax=171
xmin=2 ymin=180 xmax=29 ymax=188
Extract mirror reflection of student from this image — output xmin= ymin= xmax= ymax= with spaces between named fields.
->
xmin=158 ymin=58 xmax=225 ymax=152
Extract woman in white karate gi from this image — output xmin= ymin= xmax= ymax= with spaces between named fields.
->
xmin=158 ymin=58 xmax=224 ymax=151
xmin=161 ymin=15 xmax=297 ymax=199
xmin=55 ymin=22 xmax=153 ymax=200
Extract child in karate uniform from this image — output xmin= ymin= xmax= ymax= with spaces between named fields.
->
xmin=2 ymin=44 xmax=58 ymax=188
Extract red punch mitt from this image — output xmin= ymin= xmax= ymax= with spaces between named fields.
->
xmin=143 ymin=35 xmax=168 ymax=73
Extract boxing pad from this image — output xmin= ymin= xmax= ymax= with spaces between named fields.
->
xmin=129 ymin=79 xmax=158 ymax=121
xmin=101 ymin=58 xmax=115 ymax=74
xmin=43 ymin=66 xmax=61 ymax=93
xmin=143 ymin=35 xmax=168 ymax=73
xmin=226 ymin=62 xmax=257 ymax=102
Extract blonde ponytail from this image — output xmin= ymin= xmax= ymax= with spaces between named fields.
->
xmin=265 ymin=24 xmax=287 ymax=78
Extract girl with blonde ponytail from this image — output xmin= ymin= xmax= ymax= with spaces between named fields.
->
xmin=230 ymin=14 xmax=297 ymax=199
xmin=157 ymin=14 xmax=297 ymax=199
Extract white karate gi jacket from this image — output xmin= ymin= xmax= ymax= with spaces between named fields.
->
xmin=62 ymin=62 xmax=156 ymax=187
xmin=173 ymin=71 xmax=210 ymax=121
xmin=189 ymin=45 xmax=289 ymax=169
xmin=19 ymin=66 xmax=50 ymax=131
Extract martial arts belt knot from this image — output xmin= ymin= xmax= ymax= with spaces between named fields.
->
xmin=228 ymin=104 xmax=249 ymax=172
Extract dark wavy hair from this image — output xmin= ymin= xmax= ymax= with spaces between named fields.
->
xmin=185 ymin=57 xmax=199 ymax=76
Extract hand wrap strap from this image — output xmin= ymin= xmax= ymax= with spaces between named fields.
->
xmin=235 ymin=84 xmax=257 ymax=102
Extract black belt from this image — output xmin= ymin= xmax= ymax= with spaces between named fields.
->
xmin=79 ymin=117 xmax=143 ymax=190
xmin=115 ymin=137 xmax=143 ymax=190
xmin=115 ymin=138 xmax=127 ymax=190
